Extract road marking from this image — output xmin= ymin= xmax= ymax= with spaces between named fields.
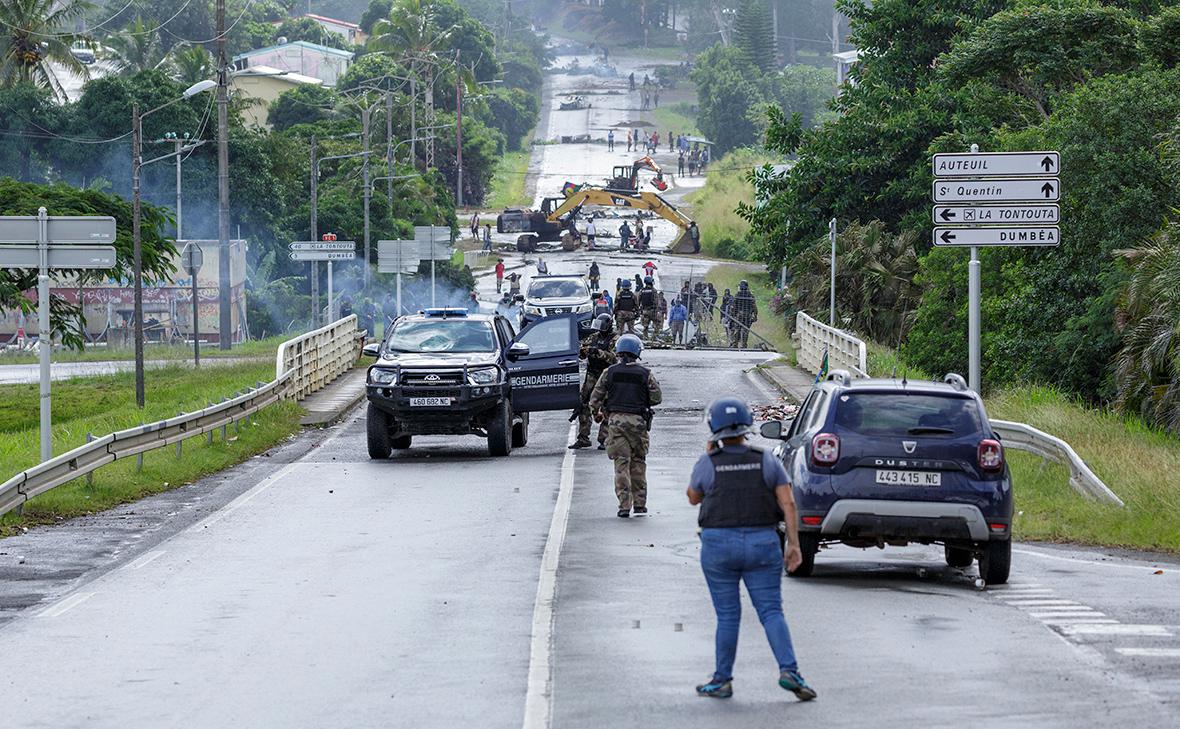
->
xmin=1013 ymin=547 xmax=1176 ymax=574
xmin=1058 ymin=624 xmax=1173 ymax=637
xmin=1005 ymin=600 xmax=1082 ymax=607
xmin=36 ymin=591 xmax=95 ymax=619
xmin=522 ymin=422 xmax=579 ymax=729
xmin=1115 ymin=648 xmax=1180 ymax=658
xmin=127 ymin=550 xmax=166 ymax=570
xmin=1029 ymin=610 xmax=1105 ymax=617
xmin=1038 ymin=618 xmax=1119 ymax=625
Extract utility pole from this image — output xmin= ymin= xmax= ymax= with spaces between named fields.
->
xmin=362 ymin=105 xmax=371 ymax=288
xmin=410 ymin=76 xmax=417 ymax=169
xmin=131 ymin=104 xmax=145 ymax=408
xmin=174 ymin=136 xmax=183 ymax=239
xmin=455 ymin=50 xmax=463 ymax=210
xmin=829 ymin=217 xmax=836 ymax=327
xmin=309 ymin=134 xmax=319 ymax=327
xmin=216 ymin=0 xmax=231 ymax=350
xmin=386 ymin=90 xmax=394 ymax=203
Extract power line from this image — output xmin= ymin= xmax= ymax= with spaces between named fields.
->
xmin=0 ymin=0 xmax=196 ymax=39
xmin=160 ymin=0 xmax=257 ymax=45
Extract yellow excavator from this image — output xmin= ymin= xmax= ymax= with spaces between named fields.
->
xmin=496 ymin=157 xmax=698 ymax=253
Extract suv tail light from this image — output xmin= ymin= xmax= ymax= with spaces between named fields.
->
xmin=811 ymin=433 xmax=840 ymax=466
xmin=978 ymin=438 xmax=1004 ymax=472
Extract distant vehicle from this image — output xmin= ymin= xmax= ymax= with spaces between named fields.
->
xmin=362 ymin=308 xmax=582 ymax=457
xmin=558 ymin=95 xmax=591 ymax=110
xmin=521 ymin=274 xmax=593 ymax=334
xmin=761 ymin=371 xmax=1013 ymax=584
xmin=70 ymin=42 xmax=96 ymax=65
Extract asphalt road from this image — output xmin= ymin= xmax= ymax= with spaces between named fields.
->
xmin=1 ymin=348 xmax=1178 ymax=727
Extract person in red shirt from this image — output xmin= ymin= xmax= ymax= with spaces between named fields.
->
xmin=495 ymin=259 xmax=506 ymax=293
xmin=642 ymin=260 xmax=657 ymax=279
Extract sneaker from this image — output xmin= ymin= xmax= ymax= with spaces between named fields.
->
xmin=617 ymin=509 xmax=630 ymax=518
xmin=778 ymin=670 xmax=816 ymax=701
xmin=568 ymin=441 xmax=592 ymax=449
xmin=633 ymin=506 xmax=647 ymax=515
xmin=597 ymin=443 xmax=606 ymax=450
xmin=696 ymin=678 xmax=733 ymax=699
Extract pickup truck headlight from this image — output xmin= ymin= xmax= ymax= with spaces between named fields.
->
xmin=574 ymin=303 xmax=592 ymax=314
xmin=524 ymin=305 xmax=543 ymax=316
xmin=369 ymin=367 xmax=398 ymax=385
xmin=468 ymin=366 xmax=500 ymax=385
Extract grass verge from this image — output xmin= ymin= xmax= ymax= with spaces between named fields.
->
xmin=686 ymin=148 xmax=777 ymax=256
xmin=703 ymin=264 xmax=793 ymax=356
xmin=862 ymin=342 xmax=1180 ymax=552
xmin=650 ymin=101 xmax=699 ymax=137
xmin=485 ymin=136 xmax=534 ymax=211
xmin=0 ymin=334 xmax=291 ymax=365
xmin=0 ymin=362 xmax=303 ymax=535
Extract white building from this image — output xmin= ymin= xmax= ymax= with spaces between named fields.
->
xmin=834 ymin=49 xmax=860 ymax=94
xmin=232 ymin=40 xmax=354 ymax=87
xmin=301 ymin=13 xmax=365 ymax=44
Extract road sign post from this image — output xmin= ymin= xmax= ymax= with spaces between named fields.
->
xmin=932 ymin=146 xmax=1062 ymax=391
xmin=288 ymin=238 xmax=356 ymax=323
xmin=377 ymin=240 xmax=422 ymax=316
xmin=414 ymin=226 xmax=452 ymax=307
xmin=0 ymin=209 xmax=117 ymax=461
xmin=181 ymin=242 xmax=204 ymax=367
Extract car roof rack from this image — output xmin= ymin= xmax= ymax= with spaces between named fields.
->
xmin=943 ymin=373 xmax=969 ymax=392
xmin=826 ymin=369 xmax=852 ymax=386
xmin=421 ymin=308 xmax=468 ymax=318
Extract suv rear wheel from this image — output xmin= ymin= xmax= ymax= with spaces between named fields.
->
xmin=787 ymin=533 xmax=819 ymax=578
xmin=512 ymin=412 xmax=529 ymax=448
xmin=978 ymin=540 xmax=1011 ymax=585
xmin=367 ymin=404 xmax=392 ymax=459
xmin=488 ymin=400 xmax=513 ymax=456
xmin=945 ymin=545 xmax=974 ymax=568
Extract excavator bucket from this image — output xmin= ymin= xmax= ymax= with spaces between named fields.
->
xmin=667 ymin=228 xmax=698 ymax=254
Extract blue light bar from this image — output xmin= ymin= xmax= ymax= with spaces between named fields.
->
xmin=422 ymin=307 xmax=469 ymax=317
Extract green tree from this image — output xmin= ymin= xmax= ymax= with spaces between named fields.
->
xmin=0 ymin=83 xmax=58 ymax=180
xmin=104 ymin=16 xmax=170 ymax=76
xmin=480 ymin=86 xmax=538 ymax=150
xmin=690 ymin=43 xmax=763 ymax=153
xmin=734 ymin=0 xmax=777 ymax=73
xmin=1141 ymin=5 xmax=1180 ymax=68
xmin=268 ymin=84 xmax=339 ymax=131
xmin=273 ymin=17 xmax=354 ymax=51
xmin=170 ymin=44 xmax=213 ymax=86
xmin=361 ymin=0 xmax=394 ymax=33
xmin=0 ymin=0 xmax=90 ymax=101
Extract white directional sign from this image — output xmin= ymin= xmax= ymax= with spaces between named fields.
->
xmin=933 ymin=204 xmax=1059 ymax=225
xmin=0 ymin=244 xmax=117 ymax=268
xmin=289 ymin=250 xmax=356 ymax=261
xmin=413 ymin=226 xmax=453 ymax=261
xmin=377 ymin=239 xmax=420 ymax=273
xmin=933 ymin=227 xmax=1060 ymax=247
xmin=0 ymin=215 xmax=116 ymax=244
xmin=932 ymin=178 xmax=1059 ymax=203
xmin=289 ymin=241 xmax=356 ymax=251
xmin=933 ymin=151 xmax=1059 ymax=178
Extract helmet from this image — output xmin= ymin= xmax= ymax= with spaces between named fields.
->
xmin=501 ymin=293 xmax=512 ymax=304
xmin=738 ymin=279 xmax=749 ymax=291
xmin=593 ymin=313 xmax=614 ymax=332
xmin=707 ymin=397 xmax=753 ymax=440
xmin=620 ymin=279 xmax=632 ymax=289
xmin=615 ymin=333 xmax=643 ymax=358
xmin=643 ymin=276 xmax=653 ymax=286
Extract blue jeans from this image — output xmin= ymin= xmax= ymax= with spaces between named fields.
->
xmin=700 ymin=527 xmax=798 ymax=681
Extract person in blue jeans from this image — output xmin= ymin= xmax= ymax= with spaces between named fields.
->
xmin=686 ymin=397 xmax=817 ymax=701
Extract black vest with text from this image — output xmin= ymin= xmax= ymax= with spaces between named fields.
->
xmin=615 ymin=290 xmax=637 ymax=312
xmin=639 ymin=288 xmax=656 ymax=309
xmin=698 ymin=447 xmax=782 ymax=528
xmin=604 ymin=362 xmax=650 ymax=414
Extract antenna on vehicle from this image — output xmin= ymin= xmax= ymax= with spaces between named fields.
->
xmin=901 ymin=370 xmax=908 ymax=388
xmin=891 ymin=304 xmax=908 ymax=379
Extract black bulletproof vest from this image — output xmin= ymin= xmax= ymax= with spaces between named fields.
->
xmin=639 ymin=288 xmax=656 ymax=308
xmin=615 ymin=291 xmax=637 ymax=311
xmin=698 ymin=448 xmax=782 ymax=528
xmin=604 ymin=363 xmax=650 ymax=414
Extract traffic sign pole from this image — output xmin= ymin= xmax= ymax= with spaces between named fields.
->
xmin=968 ymin=146 xmax=981 ymax=393
xmin=328 ymin=260 xmax=334 ymax=322
xmin=38 ymin=208 xmax=51 ymax=461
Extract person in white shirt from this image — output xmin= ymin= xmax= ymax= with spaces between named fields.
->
xmin=586 ymin=219 xmax=597 ymax=250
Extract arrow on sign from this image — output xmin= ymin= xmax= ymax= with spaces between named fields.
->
xmin=1041 ymin=156 xmax=1054 ymax=172
xmin=939 ymin=208 xmax=956 ymax=221
xmin=1041 ymin=182 xmax=1055 ymax=198
xmin=940 ymin=231 xmax=956 ymax=244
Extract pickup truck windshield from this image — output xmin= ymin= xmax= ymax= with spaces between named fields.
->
xmin=528 ymin=280 xmax=585 ymax=298
xmin=833 ymin=393 xmax=982 ymax=437
xmin=387 ymin=320 xmax=495 ymax=353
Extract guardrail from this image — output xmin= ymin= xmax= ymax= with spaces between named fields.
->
xmin=795 ymin=311 xmax=868 ymax=378
xmin=989 ymin=420 xmax=1124 ymax=507
xmin=0 ymin=316 xmax=362 ymax=519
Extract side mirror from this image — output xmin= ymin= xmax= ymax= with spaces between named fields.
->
xmin=507 ymin=342 xmax=530 ymax=360
xmin=759 ymin=420 xmax=788 ymax=440
xmin=362 ymin=342 xmax=381 ymax=358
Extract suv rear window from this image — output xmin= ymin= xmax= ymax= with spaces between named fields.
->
xmin=528 ymin=279 xmax=585 ymax=298
xmin=832 ymin=393 xmax=982 ymax=437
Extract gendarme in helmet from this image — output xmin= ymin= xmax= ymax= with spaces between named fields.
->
xmin=615 ymin=333 xmax=643 ymax=359
xmin=706 ymin=397 xmax=754 ymax=440
xmin=620 ymin=279 xmax=633 ymax=289
xmin=593 ymin=312 xmax=614 ymax=332
xmin=738 ymin=279 xmax=750 ymax=291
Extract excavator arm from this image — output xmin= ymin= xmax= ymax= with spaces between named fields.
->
xmin=546 ymin=187 xmax=698 ymax=253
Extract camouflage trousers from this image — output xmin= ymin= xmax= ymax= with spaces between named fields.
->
xmin=616 ymin=310 xmax=637 ymax=333
xmin=577 ymin=373 xmax=608 ymax=445
xmin=640 ymin=308 xmax=661 ymax=338
xmin=605 ymin=413 xmax=650 ymax=510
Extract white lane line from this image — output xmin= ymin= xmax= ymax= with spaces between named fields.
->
xmin=1038 ymin=618 xmax=1119 ymax=625
xmin=522 ymin=422 xmax=579 ymax=729
xmin=1116 ymin=648 xmax=1180 ymax=658
xmin=1029 ymin=610 xmax=1105 ymax=618
xmin=1013 ymin=547 xmax=1177 ymax=574
xmin=1005 ymin=600 xmax=1082 ymax=607
xmin=1058 ymin=624 xmax=1173 ymax=637
xmin=37 ymin=592 xmax=95 ymax=619
xmin=995 ymin=589 xmax=1055 ymax=595
xmin=127 ymin=550 xmax=166 ymax=570
xmin=992 ymin=583 xmax=1044 ymax=589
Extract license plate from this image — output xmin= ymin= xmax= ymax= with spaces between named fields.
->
xmin=409 ymin=397 xmax=452 ymax=407
xmin=875 ymin=470 xmax=941 ymax=487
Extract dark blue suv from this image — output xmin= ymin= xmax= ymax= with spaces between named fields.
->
xmin=760 ymin=371 xmax=1013 ymax=584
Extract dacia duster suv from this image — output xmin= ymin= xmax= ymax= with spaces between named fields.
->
xmin=760 ymin=371 xmax=1013 ymax=584
xmin=363 ymin=308 xmax=582 ymax=458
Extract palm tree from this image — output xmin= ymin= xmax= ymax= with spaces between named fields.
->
xmin=170 ymin=43 xmax=212 ymax=86
xmin=0 ymin=0 xmax=91 ymax=101
xmin=104 ymin=16 xmax=168 ymax=75
xmin=368 ymin=0 xmax=454 ymax=62
xmin=1114 ymin=223 xmax=1180 ymax=432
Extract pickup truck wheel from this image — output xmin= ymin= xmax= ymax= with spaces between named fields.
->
xmin=366 ymin=403 xmax=392 ymax=459
xmin=512 ymin=412 xmax=529 ymax=448
xmin=488 ymin=400 xmax=513 ymax=456
xmin=978 ymin=539 xmax=1011 ymax=585
xmin=787 ymin=533 xmax=819 ymax=578
xmin=391 ymin=434 xmax=412 ymax=449
xmin=945 ymin=545 xmax=974 ymax=568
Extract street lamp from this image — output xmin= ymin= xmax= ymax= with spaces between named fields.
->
xmin=132 ymin=79 xmax=216 ymax=408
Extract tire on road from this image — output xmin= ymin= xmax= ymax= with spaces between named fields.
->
xmin=488 ymin=400 xmax=513 ymax=456
xmin=367 ymin=403 xmax=393 ymax=459
xmin=978 ymin=539 xmax=1011 ymax=585
xmin=512 ymin=412 xmax=529 ymax=448
xmin=787 ymin=533 xmax=820 ymax=578
xmin=945 ymin=545 xmax=974 ymax=568
xmin=392 ymin=434 xmax=412 ymax=449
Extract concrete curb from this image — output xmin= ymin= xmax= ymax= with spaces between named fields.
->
xmin=299 ymin=369 xmax=368 ymax=427
xmin=754 ymin=362 xmax=812 ymax=403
